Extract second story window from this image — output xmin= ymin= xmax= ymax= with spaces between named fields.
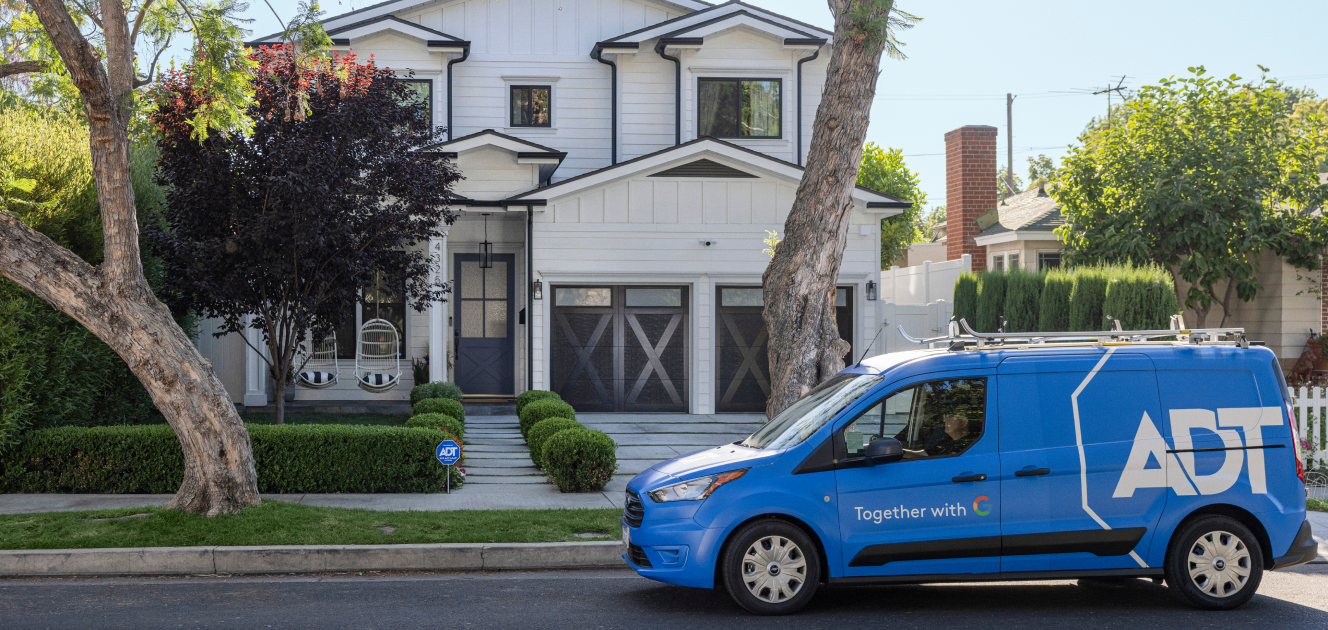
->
xmin=510 ymin=85 xmax=551 ymax=127
xmin=698 ymin=78 xmax=781 ymax=139
xmin=395 ymin=79 xmax=432 ymax=131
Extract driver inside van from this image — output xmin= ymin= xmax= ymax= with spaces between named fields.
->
xmin=899 ymin=404 xmax=982 ymax=460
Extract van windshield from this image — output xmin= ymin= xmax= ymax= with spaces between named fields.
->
xmin=741 ymin=374 xmax=882 ymax=450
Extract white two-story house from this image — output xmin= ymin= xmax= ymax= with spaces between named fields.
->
xmin=198 ymin=0 xmax=907 ymax=414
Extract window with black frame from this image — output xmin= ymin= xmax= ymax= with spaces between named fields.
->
xmin=698 ymin=78 xmax=781 ymax=138
xmin=395 ymin=78 xmax=432 ymax=132
xmin=842 ymin=378 xmax=987 ymax=461
xmin=335 ymin=271 xmax=406 ymax=359
xmin=510 ymin=85 xmax=551 ymax=127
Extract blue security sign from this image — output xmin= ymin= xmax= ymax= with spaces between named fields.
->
xmin=435 ymin=440 xmax=461 ymax=466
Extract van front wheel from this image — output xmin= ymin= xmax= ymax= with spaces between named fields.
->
xmin=1165 ymin=515 xmax=1263 ymax=610
xmin=721 ymin=519 xmax=821 ymax=615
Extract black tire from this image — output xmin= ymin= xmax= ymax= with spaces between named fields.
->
xmin=720 ymin=519 xmax=821 ymax=615
xmin=1165 ymin=515 xmax=1264 ymax=610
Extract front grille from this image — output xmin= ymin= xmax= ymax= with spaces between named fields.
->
xmin=627 ymin=544 xmax=653 ymax=568
xmin=623 ymin=490 xmax=644 ymax=527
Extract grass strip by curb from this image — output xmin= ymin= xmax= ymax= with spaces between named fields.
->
xmin=1309 ymin=497 xmax=1326 ymax=513
xmin=0 ymin=501 xmax=621 ymax=550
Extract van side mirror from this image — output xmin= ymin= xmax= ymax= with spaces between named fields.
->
xmin=864 ymin=437 xmax=903 ymax=465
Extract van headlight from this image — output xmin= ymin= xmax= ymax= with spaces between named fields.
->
xmin=647 ymin=469 xmax=749 ymax=503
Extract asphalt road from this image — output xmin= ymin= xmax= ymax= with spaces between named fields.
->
xmin=2 ymin=566 xmax=1326 ymax=630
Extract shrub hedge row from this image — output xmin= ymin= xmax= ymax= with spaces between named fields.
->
xmin=541 ymin=428 xmax=617 ymax=493
xmin=0 ymin=424 xmax=461 ymax=493
xmin=412 ymin=397 xmax=465 ymax=423
xmin=515 ymin=390 xmax=562 ymax=416
xmin=410 ymin=382 xmax=463 ymax=406
xmin=406 ymin=413 xmax=464 ymax=442
xmin=527 ymin=417 xmax=583 ymax=466
xmin=955 ymin=264 xmax=1176 ymax=332
xmin=519 ymin=399 xmax=576 ymax=439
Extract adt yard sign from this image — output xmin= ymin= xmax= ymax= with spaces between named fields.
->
xmin=436 ymin=440 xmax=460 ymax=465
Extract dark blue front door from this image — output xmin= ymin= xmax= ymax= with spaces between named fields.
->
xmin=454 ymin=253 xmax=515 ymax=396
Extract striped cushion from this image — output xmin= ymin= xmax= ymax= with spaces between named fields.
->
xmin=361 ymin=373 xmax=398 ymax=387
xmin=299 ymin=371 xmax=335 ymax=385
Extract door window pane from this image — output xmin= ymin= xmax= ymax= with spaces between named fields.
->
xmin=461 ymin=301 xmax=484 ymax=338
xmin=485 ymin=261 xmax=509 ymax=299
xmin=720 ymin=287 xmax=764 ymax=307
xmin=625 ymin=287 xmax=682 ymax=307
xmin=459 ymin=261 xmax=482 ymax=299
xmin=485 ymin=301 xmax=508 ymax=338
xmin=698 ymin=78 xmax=780 ymax=138
xmin=555 ymin=287 xmax=612 ymax=306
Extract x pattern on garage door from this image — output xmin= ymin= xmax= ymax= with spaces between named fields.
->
xmin=551 ymin=286 xmax=688 ymax=412
xmin=716 ymin=286 xmax=854 ymax=413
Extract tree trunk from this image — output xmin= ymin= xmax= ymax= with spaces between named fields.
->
xmin=2 ymin=0 xmax=261 ymax=515
xmin=762 ymin=1 xmax=887 ymax=418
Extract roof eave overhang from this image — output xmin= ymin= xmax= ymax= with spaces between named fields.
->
xmin=973 ymin=230 xmax=1061 ymax=246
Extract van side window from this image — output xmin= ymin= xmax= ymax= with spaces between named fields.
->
xmin=842 ymin=378 xmax=987 ymax=461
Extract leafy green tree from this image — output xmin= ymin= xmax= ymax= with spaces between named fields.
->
xmin=916 ymin=205 xmax=946 ymax=241
xmin=856 ymin=141 xmax=927 ymax=267
xmin=1054 ymin=66 xmax=1328 ymax=327
xmin=997 ymin=165 xmax=1023 ymax=197
xmin=1026 ymin=154 xmax=1055 ymax=187
xmin=1292 ymin=99 xmax=1328 ymax=172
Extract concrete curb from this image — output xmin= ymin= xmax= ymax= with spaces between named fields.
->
xmin=0 ymin=542 xmax=626 ymax=577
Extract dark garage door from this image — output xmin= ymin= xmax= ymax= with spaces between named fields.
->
xmin=550 ymin=286 xmax=688 ymax=413
xmin=715 ymin=286 xmax=854 ymax=413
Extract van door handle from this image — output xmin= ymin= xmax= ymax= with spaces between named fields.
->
xmin=951 ymin=474 xmax=987 ymax=483
xmin=1015 ymin=467 xmax=1051 ymax=477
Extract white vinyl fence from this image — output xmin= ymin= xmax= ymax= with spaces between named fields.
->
xmin=883 ymin=301 xmax=954 ymax=354
xmin=880 ymin=254 xmax=972 ymax=306
xmin=1289 ymin=387 xmax=1328 ymax=475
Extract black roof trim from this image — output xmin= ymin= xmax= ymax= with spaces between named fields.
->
xmin=601 ymin=0 xmax=830 ymax=44
xmin=783 ymin=37 xmax=827 ymax=46
xmin=454 ymin=197 xmax=548 ymax=208
xmin=649 ymin=158 xmax=757 ymax=178
xmin=421 ymin=129 xmax=562 ymax=153
xmin=517 ymin=151 xmax=569 ymax=160
xmin=659 ymin=37 xmax=704 ymax=47
xmin=508 ymin=135 xmax=906 ymax=204
xmin=659 ymin=9 xmax=817 ymax=41
xmin=594 ymin=41 xmax=640 ymax=50
xmin=866 ymin=201 xmax=913 ymax=209
xmin=330 ymin=38 xmax=350 ymax=46
xmin=427 ymin=40 xmax=470 ymax=48
xmin=325 ymin=14 xmax=461 ymax=39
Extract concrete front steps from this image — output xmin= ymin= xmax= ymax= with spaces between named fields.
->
xmin=463 ymin=416 xmax=543 ymax=485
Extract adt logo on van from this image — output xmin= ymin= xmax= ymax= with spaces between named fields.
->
xmin=1113 ymin=407 xmax=1283 ymax=498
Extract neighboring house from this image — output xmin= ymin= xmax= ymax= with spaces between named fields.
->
xmin=195 ymin=0 xmax=909 ymax=414
xmin=923 ymin=125 xmax=1320 ymax=369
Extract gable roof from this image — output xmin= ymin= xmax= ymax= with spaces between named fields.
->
xmin=507 ymin=136 xmax=909 ymax=212
xmin=251 ymin=14 xmax=463 ymax=46
xmin=974 ymin=185 xmax=1064 ymax=245
xmin=420 ymin=129 xmax=566 ymax=186
xmin=601 ymin=1 xmax=831 ymax=45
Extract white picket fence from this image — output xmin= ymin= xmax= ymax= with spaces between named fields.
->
xmin=1289 ymin=387 xmax=1328 ymax=474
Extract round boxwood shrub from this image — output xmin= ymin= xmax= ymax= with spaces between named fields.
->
xmin=515 ymin=390 xmax=561 ymax=416
xmin=413 ymin=397 xmax=465 ymax=423
xmin=406 ymin=413 xmax=464 ymax=441
xmin=519 ymin=399 xmax=576 ymax=439
xmin=542 ymin=428 xmax=617 ymax=492
xmin=526 ymin=417 xmax=582 ymax=467
xmin=410 ymin=382 xmax=463 ymax=406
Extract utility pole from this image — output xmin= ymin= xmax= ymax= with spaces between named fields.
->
xmin=1006 ymin=93 xmax=1016 ymax=196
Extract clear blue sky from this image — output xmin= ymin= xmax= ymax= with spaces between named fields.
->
xmin=216 ymin=0 xmax=1328 ymax=208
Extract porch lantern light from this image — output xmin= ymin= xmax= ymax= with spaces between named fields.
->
xmin=532 ymin=279 xmax=543 ymax=300
xmin=866 ymin=280 xmax=878 ymax=301
xmin=479 ymin=214 xmax=493 ymax=269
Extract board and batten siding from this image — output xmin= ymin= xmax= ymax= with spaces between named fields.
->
xmin=531 ymin=170 xmax=884 ymax=413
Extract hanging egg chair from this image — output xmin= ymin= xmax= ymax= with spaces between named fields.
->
xmin=356 ymin=318 xmax=401 ymax=392
xmin=295 ymin=334 xmax=340 ymax=389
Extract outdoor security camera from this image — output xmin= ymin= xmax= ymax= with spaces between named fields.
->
xmin=700 ymin=239 xmax=717 ymax=247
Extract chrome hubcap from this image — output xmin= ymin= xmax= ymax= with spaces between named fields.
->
xmin=1188 ymin=530 xmax=1251 ymax=598
xmin=741 ymin=536 xmax=806 ymax=603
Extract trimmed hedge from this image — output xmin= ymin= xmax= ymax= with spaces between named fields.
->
xmin=1003 ymin=269 xmax=1043 ymax=333
xmin=406 ymin=413 xmax=464 ymax=441
xmin=542 ymin=428 xmax=617 ymax=493
xmin=1069 ymin=268 xmax=1110 ymax=331
xmin=516 ymin=390 xmax=561 ymax=417
xmin=1038 ymin=269 xmax=1074 ymax=332
xmin=952 ymin=272 xmax=979 ymax=328
xmin=1103 ymin=264 xmax=1178 ymax=331
xmin=519 ymin=399 xmax=576 ymax=439
xmin=410 ymin=382 xmax=463 ymax=406
xmin=0 ymin=424 xmax=460 ymax=493
xmin=413 ymin=397 xmax=465 ymax=423
xmin=527 ymin=417 xmax=582 ymax=467
xmin=975 ymin=271 xmax=1008 ymax=333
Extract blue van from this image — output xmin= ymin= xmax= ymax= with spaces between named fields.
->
xmin=621 ymin=326 xmax=1318 ymax=614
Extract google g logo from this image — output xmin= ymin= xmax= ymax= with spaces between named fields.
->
xmin=973 ymin=496 xmax=990 ymax=516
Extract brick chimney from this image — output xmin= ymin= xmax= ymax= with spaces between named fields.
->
xmin=944 ymin=125 xmax=998 ymax=270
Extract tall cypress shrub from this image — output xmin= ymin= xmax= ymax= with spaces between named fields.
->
xmin=1037 ymin=269 xmax=1074 ymax=332
xmin=1103 ymin=264 xmax=1177 ymax=330
xmin=1003 ymin=269 xmax=1044 ymax=332
xmin=1069 ymin=267 xmax=1109 ymax=330
xmin=975 ymin=271 xmax=1008 ymax=332
xmin=953 ymin=272 xmax=979 ymax=328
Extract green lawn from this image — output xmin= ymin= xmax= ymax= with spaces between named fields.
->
xmin=239 ymin=412 xmax=410 ymax=426
xmin=0 ymin=502 xmax=622 ymax=550
xmin=1309 ymin=497 xmax=1327 ymax=512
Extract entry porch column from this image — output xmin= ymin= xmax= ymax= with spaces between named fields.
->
xmin=429 ymin=233 xmax=448 ymax=383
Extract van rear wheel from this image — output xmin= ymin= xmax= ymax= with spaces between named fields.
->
xmin=721 ymin=519 xmax=821 ymax=615
xmin=1165 ymin=515 xmax=1263 ymax=610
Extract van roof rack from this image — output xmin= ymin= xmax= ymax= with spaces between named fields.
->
xmin=898 ymin=314 xmax=1249 ymax=352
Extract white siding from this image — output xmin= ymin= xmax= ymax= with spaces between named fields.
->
xmin=454 ymin=146 xmax=538 ymax=200
xmin=195 ymin=318 xmax=248 ymax=404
